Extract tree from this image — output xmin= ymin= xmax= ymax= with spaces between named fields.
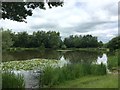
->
xmin=61 ymin=44 xmax=67 ymax=49
xmin=13 ymin=31 xmax=29 ymax=47
xmin=107 ymin=36 xmax=120 ymax=50
xmin=1 ymin=1 xmax=64 ymax=22
xmin=98 ymin=41 xmax=103 ymax=48
xmin=10 ymin=30 xmax=62 ymax=49
xmin=1 ymin=28 xmax=14 ymax=50
xmin=46 ymin=31 xmax=61 ymax=49
xmin=64 ymin=35 xmax=99 ymax=48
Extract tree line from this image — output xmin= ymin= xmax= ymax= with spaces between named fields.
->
xmin=64 ymin=35 xmax=103 ymax=48
xmin=2 ymin=29 xmax=62 ymax=49
xmin=1 ymin=28 xmax=111 ymax=50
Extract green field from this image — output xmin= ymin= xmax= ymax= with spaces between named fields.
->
xmin=53 ymin=74 xmax=118 ymax=88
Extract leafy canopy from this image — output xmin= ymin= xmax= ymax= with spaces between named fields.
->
xmin=1 ymin=0 xmax=64 ymax=22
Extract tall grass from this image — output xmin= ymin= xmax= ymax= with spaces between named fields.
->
xmin=2 ymin=71 xmax=25 ymax=89
xmin=107 ymin=49 xmax=119 ymax=71
xmin=40 ymin=63 xmax=107 ymax=87
xmin=91 ymin=63 xmax=106 ymax=75
xmin=107 ymin=55 xmax=118 ymax=70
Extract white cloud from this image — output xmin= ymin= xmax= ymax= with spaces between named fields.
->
xmin=0 ymin=0 xmax=119 ymax=42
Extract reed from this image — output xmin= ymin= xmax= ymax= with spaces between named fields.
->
xmin=40 ymin=63 xmax=107 ymax=87
xmin=2 ymin=71 xmax=25 ymax=89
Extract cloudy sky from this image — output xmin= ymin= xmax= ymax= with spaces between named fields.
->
xmin=0 ymin=0 xmax=119 ymax=43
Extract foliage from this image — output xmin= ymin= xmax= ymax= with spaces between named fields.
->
xmin=107 ymin=36 xmax=120 ymax=51
xmin=2 ymin=29 xmax=105 ymax=49
xmin=64 ymin=35 xmax=100 ymax=48
xmin=11 ymin=31 xmax=61 ymax=49
xmin=107 ymin=53 xmax=118 ymax=70
xmin=12 ymin=31 xmax=29 ymax=48
xmin=108 ymin=56 xmax=118 ymax=70
xmin=61 ymin=44 xmax=67 ymax=49
xmin=40 ymin=63 xmax=107 ymax=87
xmin=1 ymin=28 xmax=14 ymax=50
xmin=2 ymin=71 xmax=25 ymax=88
xmin=2 ymin=1 xmax=64 ymax=22
xmin=98 ymin=41 xmax=103 ymax=48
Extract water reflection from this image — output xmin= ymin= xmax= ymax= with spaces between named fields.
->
xmin=3 ymin=50 xmax=104 ymax=64
xmin=96 ymin=54 xmax=107 ymax=65
xmin=12 ymin=70 xmax=40 ymax=88
xmin=58 ymin=56 xmax=70 ymax=67
xmin=2 ymin=50 xmax=62 ymax=62
xmin=63 ymin=51 xmax=102 ymax=64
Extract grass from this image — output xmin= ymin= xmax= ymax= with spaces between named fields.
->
xmin=2 ymin=71 xmax=25 ymax=89
xmin=53 ymin=74 xmax=118 ymax=88
xmin=108 ymin=55 xmax=118 ymax=70
xmin=108 ymin=50 xmax=120 ymax=70
xmin=40 ymin=63 xmax=107 ymax=87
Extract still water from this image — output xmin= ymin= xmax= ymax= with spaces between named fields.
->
xmin=3 ymin=50 xmax=108 ymax=88
xmin=2 ymin=50 xmax=105 ymax=63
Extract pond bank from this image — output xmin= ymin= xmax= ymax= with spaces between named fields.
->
xmin=53 ymin=74 xmax=118 ymax=88
xmin=57 ymin=48 xmax=109 ymax=53
xmin=6 ymin=47 xmax=109 ymax=52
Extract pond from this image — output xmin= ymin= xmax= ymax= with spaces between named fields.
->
xmin=2 ymin=50 xmax=109 ymax=88
xmin=2 ymin=50 xmax=104 ymax=63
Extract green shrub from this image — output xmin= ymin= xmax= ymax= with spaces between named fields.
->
xmin=2 ymin=71 xmax=25 ymax=89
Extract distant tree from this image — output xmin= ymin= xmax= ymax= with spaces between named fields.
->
xmin=98 ymin=41 xmax=103 ymax=48
xmin=46 ymin=31 xmax=61 ymax=49
xmin=107 ymin=36 xmax=120 ymax=50
xmin=10 ymin=30 xmax=61 ymax=49
xmin=13 ymin=31 xmax=29 ymax=47
xmin=1 ymin=1 xmax=64 ymax=22
xmin=64 ymin=35 xmax=99 ymax=48
xmin=1 ymin=28 xmax=14 ymax=50
xmin=61 ymin=44 xmax=67 ymax=49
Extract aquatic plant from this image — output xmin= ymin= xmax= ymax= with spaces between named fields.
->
xmin=2 ymin=71 xmax=25 ymax=89
xmin=2 ymin=59 xmax=59 ymax=71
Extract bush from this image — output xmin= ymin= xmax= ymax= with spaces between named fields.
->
xmin=2 ymin=71 xmax=25 ymax=89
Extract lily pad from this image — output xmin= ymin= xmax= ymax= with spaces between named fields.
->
xmin=2 ymin=59 xmax=59 ymax=71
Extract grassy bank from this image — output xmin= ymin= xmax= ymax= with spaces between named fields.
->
xmin=53 ymin=74 xmax=118 ymax=88
xmin=7 ymin=47 xmax=109 ymax=53
xmin=57 ymin=48 xmax=109 ymax=53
